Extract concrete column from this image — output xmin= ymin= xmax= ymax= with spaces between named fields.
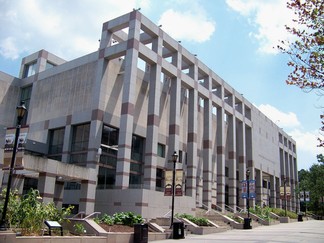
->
xmin=38 ymin=172 xmax=56 ymax=204
xmin=237 ymin=121 xmax=246 ymax=210
xmin=144 ymin=36 xmax=162 ymax=190
xmin=186 ymin=62 xmax=198 ymax=200
xmin=54 ymin=181 xmax=64 ymax=208
xmin=227 ymin=115 xmax=237 ymax=212
xmin=203 ymin=96 xmax=213 ymax=209
xmin=79 ymin=180 xmax=96 ymax=214
xmin=270 ymin=175 xmax=276 ymax=208
xmin=116 ymin=14 xmax=140 ymax=189
xmin=255 ymin=169 xmax=262 ymax=206
xmin=186 ymin=88 xmax=198 ymax=198
xmin=216 ymin=107 xmax=225 ymax=211
xmin=276 ymin=177 xmax=281 ymax=208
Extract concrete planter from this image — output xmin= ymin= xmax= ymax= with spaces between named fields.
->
xmin=279 ymin=217 xmax=290 ymax=223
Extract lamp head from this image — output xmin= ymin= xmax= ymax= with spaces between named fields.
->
xmin=16 ymin=101 xmax=27 ymax=123
xmin=172 ymin=151 xmax=178 ymax=163
xmin=246 ymin=169 xmax=250 ymax=178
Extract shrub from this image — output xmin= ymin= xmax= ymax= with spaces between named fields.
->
xmin=0 ymin=188 xmax=73 ymax=235
xmin=96 ymin=212 xmax=144 ymax=227
xmin=176 ymin=213 xmax=210 ymax=226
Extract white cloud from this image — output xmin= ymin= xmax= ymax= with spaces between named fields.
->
xmin=226 ymin=0 xmax=296 ymax=54
xmin=0 ymin=0 xmax=140 ymax=60
xmin=257 ymin=104 xmax=300 ymax=128
xmin=158 ymin=9 xmax=215 ymax=43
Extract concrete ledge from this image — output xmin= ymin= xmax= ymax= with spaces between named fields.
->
xmin=279 ymin=217 xmax=290 ymax=223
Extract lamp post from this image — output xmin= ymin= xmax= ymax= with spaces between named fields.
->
xmin=0 ymin=102 xmax=27 ymax=230
xmin=170 ymin=151 xmax=178 ymax=228
xmin=244 ymin=169 xmax=251 ymax=229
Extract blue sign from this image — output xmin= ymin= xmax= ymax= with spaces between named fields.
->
xmin=241 ymin=179 xmax=256 ymax=199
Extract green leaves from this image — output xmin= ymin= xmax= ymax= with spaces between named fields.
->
xmin=0 ymin=189 xmax=73 ymax=235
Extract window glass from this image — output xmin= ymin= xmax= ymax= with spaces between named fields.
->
xmin=20 ymin=85 xmax=32 ymax=125
xmin=48 ymin=128 xmax=65 ymax=158
xmin=157 ymin=143 xmax=165 ymax=158
xmin=23 ymin=61 xmax=37 ymax=78
xmin=71 ymin=123 xmax=90 ymax=152
xmin=97 ymin=166 xmax=116 ymax=189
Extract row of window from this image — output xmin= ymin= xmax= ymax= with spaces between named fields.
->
xmin=48 ymin=124 xmax=167 ymax=189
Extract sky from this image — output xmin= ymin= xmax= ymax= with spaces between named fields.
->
xmin=0 ymin=0 xmax=322 ymax=170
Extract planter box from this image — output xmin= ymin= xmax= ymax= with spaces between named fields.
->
xmin=279 ymin=217 xmax=290 ymax=223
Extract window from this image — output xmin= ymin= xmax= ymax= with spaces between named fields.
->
xmin=156 ymin=168 xmax=164 ymax=191
xmin=225 ymin=167 xmax=229 ymax=177
xmin=48 ymin=128 xmax=65 ymax=161
xmin=130 ymin=135 xmax=144 ymax=186
xmin=97 ymin=125 xmax=118 ymax=188
xmin=20 ymin=86 xmax=32 ymax=125
xmin=157 ymin=143 xmax=165 ymax=158
xmin=23 ymin=177 xmax=38 ymax=195
xmin=64 ymin=182 xmax=81 ymax=190
xmin=23 ymin=61 xmax=37 ymax=78
xmin=45 ymin=61 xmax=55 ymax=70
xmin=70 ymin=123 xmax=90 ymax=166
xmin=97 ymin=167 xmax=116 ymax=189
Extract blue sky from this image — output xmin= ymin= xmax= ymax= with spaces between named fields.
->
xmin=0 ymin=0 xmax=322 ymax=170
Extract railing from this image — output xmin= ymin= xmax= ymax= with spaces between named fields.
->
xmin=163 ymin=210 xmax=171 ymax=218
xmin=71 ymin=211 xmax=101 ymax=219
xmin=84 ymin=212 xmax=101 ymax=219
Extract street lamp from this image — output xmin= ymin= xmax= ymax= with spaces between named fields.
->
xmin=0 ymin=102 xmax=27 ymax=230
xmin=170 ymin=151 xmax=178 ymax=228
xmin=244 ymin=169 xmax=251 ymax=229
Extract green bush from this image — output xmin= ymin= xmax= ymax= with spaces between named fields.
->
xmin=270 ymin=207 xmax=297 ymax=219
xmin=96 ymin=212 xmax=144 ymax=227
xmin=0 ymin=189 xmax=73 ymax=235
xmin=176 ymin=213 xmax=210 ymax=226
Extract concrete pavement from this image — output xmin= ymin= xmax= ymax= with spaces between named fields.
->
xmin=153 ymin=220 xmax=324 ymax=243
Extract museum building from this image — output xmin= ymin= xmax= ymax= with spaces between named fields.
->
xmin=0 ymin=10 xmax=299 ymax=218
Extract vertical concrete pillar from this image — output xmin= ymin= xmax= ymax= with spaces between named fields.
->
xmin=144 ymin=36 xmax=162 ymax=190
xmin=255 ymin=169 xmax=262 ymax=206
xmin=270 ymin=174 xmax=276 ymax=208
xmin=186 ymin=62 xmax=198 ymax=199
xmin=79 ymin=180 xmax=96 ymax=214
xmin=216 ymin=107 xmax=225 ymax=211
xmin=54 ymin=181 xmax=64 ymax=208
xmin=237 ymin=121 xmax=246 ymax=209
xmin=38 ymin=172 xmax=56 ymax=204
xmin=187 ymin=88 xmax=198 ymax=198
xmin=203 ymin=95 xmax=213 ymax=209
xmin=227 ymin=115 xmax=237 ymax=212
xmin=116 ymin=12 xmax=140 ymax=189
xmin=276 ymin=177 xmax=281 ymax=208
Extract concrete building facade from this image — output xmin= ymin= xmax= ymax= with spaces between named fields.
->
xmin=0 ymin=11 xmax=298 ymax=219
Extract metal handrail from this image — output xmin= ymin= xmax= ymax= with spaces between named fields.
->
xmin=84 ymin=212 xmax=101 ymax=219
xmin=163 ymin=210 xmax=171 ymax=218
xmin=71 ymin=211 xmax=86 ymax=219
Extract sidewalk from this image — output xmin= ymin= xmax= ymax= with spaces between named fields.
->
xmin=153 ymin=220 xmax=324 ymax=243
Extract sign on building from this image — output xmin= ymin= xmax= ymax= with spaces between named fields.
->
xmin=164 ymin=170 xmax=183 ymax=196
xmin=241 ymin=180 xmax=256 ymax=199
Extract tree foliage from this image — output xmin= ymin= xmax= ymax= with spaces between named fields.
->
xmin=0 ymin=189 xmax=73 ymax=235
xmin=278 ymin=0 xmax=323 ymax=90
xmin=297 ymin=163 xmax=324 ymax=215
xmin=278 ymin=0 xmax=324 ymax=147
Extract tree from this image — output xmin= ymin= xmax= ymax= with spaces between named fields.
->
xmin=278 ymin=0 xmax=323 ymax=90
xmin=278 ymin=0 xmax=323 ymax=146
xmin=298 ymin=164 xmax=324 ymax=215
